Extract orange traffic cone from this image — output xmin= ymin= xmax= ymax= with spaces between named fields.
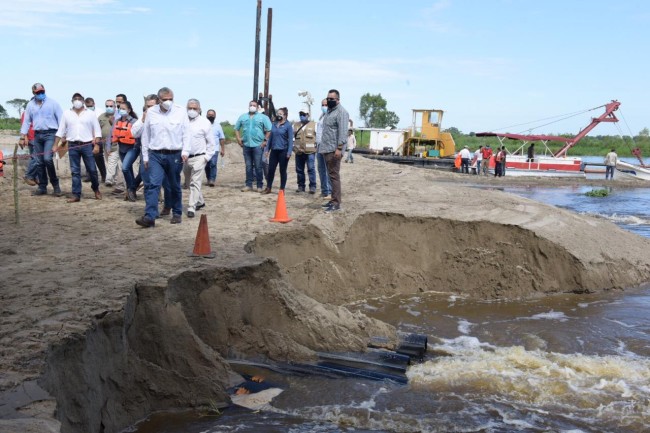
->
xmin=188 ymin=214 xmax=216 ymax=258
xmin=269 ymin=189 xmax=293 ymax=223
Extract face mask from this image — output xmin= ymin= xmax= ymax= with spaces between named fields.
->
xmin=72 ymin=100 xmax=84 ymax=109
xmin=300 ymin=115 xmax=308 ymax=123
xmin=327 ymin=99 xmax=337 ymax=109
xmin=276 ymin=115 xmax=284 ymax=121
xmin=86 ymin=106 xmax=95 ymax=111
xmin=207 ymin=116 xmax=216 ymax=124
xmin=321 ymin=106 xmax=327 ymax=114
xmin=35 ymin=93 xmax=46 ymax=101
xmin=118 ymin=109 xmax=128 ymax=117
xmin=161 ymin=100 xmax=173 ymax=111
xmin=105 ymin=107 xmax=115 ymax=115
xmin=249 ymin=105 xmax=257 ymax=113
xmin=187 ymin=109 xmax=199 ymax=119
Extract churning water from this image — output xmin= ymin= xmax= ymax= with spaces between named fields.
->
xmin=135 ymin=183 xmax=650 ymax=433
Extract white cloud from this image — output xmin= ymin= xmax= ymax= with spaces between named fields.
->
xmin=410 ymin=0 xmax=453 ymax=33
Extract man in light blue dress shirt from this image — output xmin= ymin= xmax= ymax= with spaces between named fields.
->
xmin=20 ymin=83 xmax=63 ymax=196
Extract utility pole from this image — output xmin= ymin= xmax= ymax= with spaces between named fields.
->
xmin=253 ymin=0 xmax=262 ymax=101
xmin=263 ymin=8 xmax=273 ymax=102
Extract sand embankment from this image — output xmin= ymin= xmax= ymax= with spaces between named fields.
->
xmin=1 ymin=133 xmax=650 ymax=433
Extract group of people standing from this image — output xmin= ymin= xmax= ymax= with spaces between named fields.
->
xmin=234 ymin=89 xmax=350 ymax=213
xmin=457 ymin=144 xmax=507 ymax=176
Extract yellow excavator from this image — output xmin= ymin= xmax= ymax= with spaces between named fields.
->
xmin=402 ymin=109 xmax=455 ymax=158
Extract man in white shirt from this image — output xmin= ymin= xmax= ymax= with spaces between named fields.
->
xmin=459 ymin=145 xmax=471 ymax=174
xmin=52 ymin=92 xmax=103 ymax=202
xmin=474 ymin=145 xmax=483 ymax=175
xmin=183 ymin=99 xmax=216 ymax=218
xmin=205 ymin=109 xmax=226 ymax=187
xmin=137 ymin=87 xmax=191 ymax=227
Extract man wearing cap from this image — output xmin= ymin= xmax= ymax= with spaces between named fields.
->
xmin=183 ymin=98 xmax=215 ymax=218
xmin=19 ymin=83 xmax=63 ymax=196
xmin=292 ymin=109 xmax=318 ymax=193
xmin=459 ymin=145 xmax=471 ymax=174
xmin=52 ymin=93 xmax=103 ymax=202
xmin=319 ymin=89 xmax=350 ymax=212
xmin=137 ymin=87 xmax=191 ymax=228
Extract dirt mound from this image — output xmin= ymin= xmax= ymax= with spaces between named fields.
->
xmin=248 ymin=212 xmax=650 ymax=302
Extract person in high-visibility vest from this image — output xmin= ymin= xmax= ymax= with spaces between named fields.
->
xmin=0 ymin=149 xmax=4 ymax=177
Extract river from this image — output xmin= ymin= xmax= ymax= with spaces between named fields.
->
xmin=135 ymin=180 xmax=650 ymax=433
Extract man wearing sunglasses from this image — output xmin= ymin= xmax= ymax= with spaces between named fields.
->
xmin=19 ymin=83 xmax=64 ymax=197
xmin=318 ymin=89 xmax=349 ymax=212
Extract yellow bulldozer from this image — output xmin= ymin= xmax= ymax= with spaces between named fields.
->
xmin=402 ymin=109 xmax=455 ymax=158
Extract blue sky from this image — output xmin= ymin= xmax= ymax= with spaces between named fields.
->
xmin=1 ymin=0 xmax=648 ymax=137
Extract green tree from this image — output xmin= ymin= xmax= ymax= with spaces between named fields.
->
xmin=359 ymin=93 xmax=400 ymax=128
xmin=639 ymin=127 xmax=649 ymax=137
xmin=0 ymin=104 xmax=7 ymax=119
xmin=6 ymin=98 xmax=29 ymax=116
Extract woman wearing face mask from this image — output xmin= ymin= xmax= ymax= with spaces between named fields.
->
xmin=112 ymin=101 xmax=140 ymax=202
xmin=261 ymin=107 xmax=294 ymax=194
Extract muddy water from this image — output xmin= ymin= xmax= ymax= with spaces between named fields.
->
xmin=134 ymin=186 xmax=650 ymax=433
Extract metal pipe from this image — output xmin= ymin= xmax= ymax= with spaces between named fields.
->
xmin=263 ymin=8 xmax=273 ymax=103
xmin=253 ymin=0 xmax=262 ymax=101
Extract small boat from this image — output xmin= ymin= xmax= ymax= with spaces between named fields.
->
xmin=615 ymin=161 xmax=650 ymax=181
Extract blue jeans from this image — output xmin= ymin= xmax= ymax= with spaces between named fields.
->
xmin=25 ymin=140 xmax=40 ymax=181
xmin=266 ymin=149 xmax=289 ymax=190
xmin=606 ymin=165 xmax=615 ymax=179
xmin=68 ymin=142 xmax=99 ymax=197
xmin=205 ymin=153 xmax=219 ymax=182
xmin=144 ymin=151 xmax=183 ymax=220
xmin=317 ymin=152 xmax=331 ymax=195
xmin=295 ymin=153 xmax=316 ymax=191
xmin=120 ymin=145 xmax=140 ymax=192
xmin=33 ymin=130 xmax=59 ymax=192
xmin=243 ymin=145 xmax=264 ymax=189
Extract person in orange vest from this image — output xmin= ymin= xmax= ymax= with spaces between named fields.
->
xmin=480 ymin=144 xmax=493 ymax=176
xmin=112 ymin=101 xmax=140 ymax=202
xmin=0 ymin=149 xmax=4 ymax=177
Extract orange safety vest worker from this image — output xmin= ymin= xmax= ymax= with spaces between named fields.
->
xmin=0 ymin=149 xmax=4 ymax=177
xmin=111 ymin=120 xmax=135 ymax=145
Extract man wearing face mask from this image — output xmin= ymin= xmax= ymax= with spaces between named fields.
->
xmin=52 ymin=92 xmax=102 ymax=202
xmin=83 ymin=97 xmax=107 ymax=183
xmin=292 ymin=109 xmax=317 ymax=194
xmin=105 ymin=94 xmax=128 ymax=194
xmin=318 ymin=89 xmax=349 ymax=212
xmin=182 ymin=99 xmax=215 ymax=218
xmin=315 ymin=98 xmax=331 ymax=199
xmin=137 ymin=87 xmax=191 ymax=228
xmin=234 ymin=100 xmax=272 ymax=192
xmin=205 ymin=109 xmax=226 ymax=187
xmin=19 ymin=83 xmax=64 ymax=197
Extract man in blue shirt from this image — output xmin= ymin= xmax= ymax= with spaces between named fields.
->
xmin=234 ymin=100 xmax=272 ymax=192
xmin=20 ymin=83 xmax=64 ymax=196
xmin=205 ymin=109 xmax=226 ymax=187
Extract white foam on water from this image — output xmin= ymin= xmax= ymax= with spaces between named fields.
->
xmin=457 ymin=319 xmax=473 ymax=335
xmin=582 ymin=211 xmax=650 ymax=226
xmin=526 ymin=310 xmax=569 ymax=321
xmin=407 ymin=342 xmax=650 ymax=430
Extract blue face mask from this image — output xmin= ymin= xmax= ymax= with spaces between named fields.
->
xmin=35 ymin=93 xmax=46 ymax=101
xmin=105 ymin=107 xmax=115 ymax=115
xmin=300 ymin=115 xmax=308 ymax=123
xmin=118 ymin=109 xmax=128 ymax=117
xmin=321 ymin=106 xmax=327 ymax=114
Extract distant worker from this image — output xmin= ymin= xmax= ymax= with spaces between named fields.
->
xmin=234 ymin=100 xmax=272 ymax=192
xmin=205 ymin=109 xmax=226 ymax=187
xmin=527 ymin=143 xmax=535 ymax=163
xmin=474 ymin=145 xmax=483 ymax=175
xmin=604 ymin=148 xmax=618 ymax=180
xmin=494 ymin=146 xmax=506 ymax=177
xmin=345 ymin=129 xmax=356 ymax=163
xmin=292 ymin=108 xmax=318 ymax=194
xmin=316 ymin=98 xmax=332 ymax=198
xmin=20 ymin=83 xmax=63 ymax=197
xmin=319 ymin=89 xmax=350 ymax=212
xmin=459 ymin=145 xmax=471 ymax=174
xmin=481 ymin=144 xmax=493 ymax=176
xmin=52 ymin=92 xmax=102 ymax=202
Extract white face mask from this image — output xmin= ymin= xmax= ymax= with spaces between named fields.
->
xmin=161 ymin=100 xmax=173 ymax=111
xmin=72 ymin=100 xmax=84 ymax=109
xmin=187 ymin=109 xmax=199 ymax=119
xmin=249 ymin=105 xmax=257 ymax=113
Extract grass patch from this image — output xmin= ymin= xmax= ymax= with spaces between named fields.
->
xmin=585 ymin=189 xmax=610 ymax=197
xmin=0 ymin=118 xmax=21 ymax=131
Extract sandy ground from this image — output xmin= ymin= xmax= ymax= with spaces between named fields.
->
xmin=2 ymin=130 xmax=650 ymax=431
